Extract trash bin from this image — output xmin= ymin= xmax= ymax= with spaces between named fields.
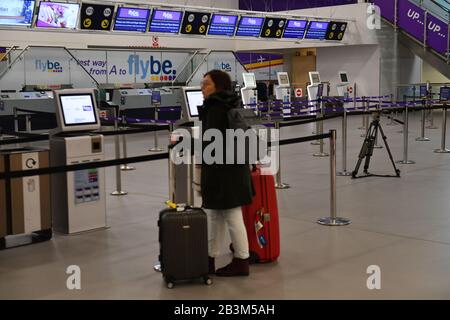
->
xmin=0 ymin=147 xmax=51 ymax=249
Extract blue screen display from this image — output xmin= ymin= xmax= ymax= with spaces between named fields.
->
xmin=113 ymin=7 xmax=150 ymax=32
xmin=149 ymin=9 xmax=183 ymax=33
xmin=208 ymin=14 xmax=238 ymax=36
xmin=235 ymin=16 xmax=264 ymax=37
xmin=305 ymin=21 xmax=329 ymax=40
xmin=282 ymin=19 xmax=307 ymax=39
xmin=440 ymin=87 xmax=450 ymax=101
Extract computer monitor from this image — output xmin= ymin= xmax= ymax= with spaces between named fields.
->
xmin=309 ymin=72 xmax=321 ymax=85
xmin=182 ymin=87 xmax=203 ymax=121
xmin=277 ymin=72 xmax=290 ymax=86
xmin=242 ymin=73 xmax=256 ymax=88
xmin=54 ymin=89 xmax=100 ymax=132
xmin=339 ymin=72 xmax=349 ymax=83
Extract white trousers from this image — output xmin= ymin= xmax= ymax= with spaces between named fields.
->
xmin=205 ymin=207 xmax=249 ymax=259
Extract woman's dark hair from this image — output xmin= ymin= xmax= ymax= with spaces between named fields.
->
xmin=204 ymin=69 xmax=232 ymax=92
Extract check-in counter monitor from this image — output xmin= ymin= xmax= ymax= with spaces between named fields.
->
xmin=54 ymin=89 xmax=100 ymax=132
xmin=241 ymin=72 xmax=258 ymax=107
xmin=181 ymin=86 xmax=203 ymax=123
xmin=50 ymin=89 xmax=106 ymax=234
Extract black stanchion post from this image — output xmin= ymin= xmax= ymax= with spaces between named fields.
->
xmin=121 ymin=111 xmax=135 ymax=171
xmin=275 ymin=120 xmax=290 ymax=189
xmin=13 ymin=107 xmax=18 ymax=132
xmin=149 ymin=105 xmax=163 ymax=152
xmin=317 ymin=130 xmax=350 ymax=226
xmin=111 ymin=106 xmax=128 ymax=196
xmin=397 ymin=95 xmax=415 ymax=164
xmin=426 ymin=82 xmax=438 ymax=129
xmin=358 ymin=96 xmax=366 ymax=130
xmin=313 ymin=98 xmax=329 ymax=157
xmin=434 ymin=103 xmax=450 ymax=153
xmin=387 ymin=94 xmax=396 ymax=126
xmin=337 ymin=104 xmax=351 ymax=176
xmin=416 ymin=98 xmax=430 ymax=141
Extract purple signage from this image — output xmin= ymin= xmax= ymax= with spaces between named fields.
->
xmin=208 ymin=14 xmax=238 ymax=36
xmin=239 ymin=0 xmax=357 ymax=11
xmin=212 ymin=14 xmax=237 ymax=25
xmin=398 ymin=0 xmax=425 ymax=42
xmin=283 ymin=19 xmax=307 ymax=39
xmin=149 ymin=9 xmax=182 ymax=33
xmin=153 ymin=10 xmax=182 ymax=21
xmin=372 ymin=0 xmax=395 ymax=23
xmin=117 ymin=7 xmax=149 ymax=19
xmin=426 ymin=13 xmax=448 ymax=56
xmin=113 ymin=7 xmax=150 ymax=32
xmin=235 ymin=16 xmax=264 ymax=37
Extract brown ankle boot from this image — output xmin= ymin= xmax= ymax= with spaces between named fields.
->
xmin=216 ymin=258 xmax=249 ymax=277
xmin=208 ymin=256 xmax=215 ymax=275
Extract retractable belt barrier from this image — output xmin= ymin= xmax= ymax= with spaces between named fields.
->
xmin=0 ymin=128 xmax=349 ymax=227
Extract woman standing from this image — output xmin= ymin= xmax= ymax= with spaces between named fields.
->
xmin=199 ymin=70 xmax=254 ymax=277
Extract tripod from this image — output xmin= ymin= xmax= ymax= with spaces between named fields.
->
xmin=352 ymin=112 xmax=401 ymax=179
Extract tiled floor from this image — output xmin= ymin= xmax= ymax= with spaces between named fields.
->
xmin=1 ymin=110 xmax=450 ymax=299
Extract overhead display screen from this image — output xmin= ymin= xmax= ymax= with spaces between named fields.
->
xmin=235 ymin=16 xmax=264 ymax=37
xmin=325 ymin=21 xmax=347 ymax=41
xmin=305 ymin=21 xmax=329 ymax=40
xmin=440 ymin=87 xmax=450 ymax=101
xmin=207 ymin=14 xmax=238 ymax=36
xmin=180 ymin=11 xmax=211 ymax=35
xmin=113 ymin=7 xmax=150 ymax=32
xmin=0 ymin=0 xmax=35 ymax=27
xmin=260 ymin=17 xmax=286 ymax=38
xmin=282 ymin=19 xmax=307 ymax=39
xmin=80 ymin=3 xmax=114 ymax=31
xmin=149 ymin=9 xmax=183 ymax=34
xmin=36 ymin=2 xmax=79 ymax=29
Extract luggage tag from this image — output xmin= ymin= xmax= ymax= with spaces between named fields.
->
xmin=255 ymin=221 xmax=264 ymax=248
xmin=255 ymin=221 xmax=264 ymax=232
xmin=258 ymin=235 xmax=267 ymax=247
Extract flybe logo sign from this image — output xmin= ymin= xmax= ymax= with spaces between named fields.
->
xmin=35 ymin=60 xmax=63 ymax=73
xmin=127 ymin=54 xmax=177 ymax=81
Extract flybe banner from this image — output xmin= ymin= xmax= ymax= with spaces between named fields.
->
xmin=25 ymin=47 xmax=72 ymax=85
xmin=71 ymin=50 xmax=189 ymax=83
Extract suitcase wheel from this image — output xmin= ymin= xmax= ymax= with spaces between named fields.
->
xmin=167 ymin=282 xmax=174 ymax=289
xmin=203 ymin=276 xmax=213 ymax=286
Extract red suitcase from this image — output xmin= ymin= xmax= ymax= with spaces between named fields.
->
xmin=241 ymin=166 xmax=280 ymax=263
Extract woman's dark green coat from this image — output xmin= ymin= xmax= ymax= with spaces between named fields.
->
xmin=199 ymin=91 xmax=254 ymax=210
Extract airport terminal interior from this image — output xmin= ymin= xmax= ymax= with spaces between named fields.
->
xmin=1 ymin=0 xmax=450 ymax=300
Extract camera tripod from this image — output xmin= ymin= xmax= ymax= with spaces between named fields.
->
xmin=352 ymin=112 xmax=401 ymax=179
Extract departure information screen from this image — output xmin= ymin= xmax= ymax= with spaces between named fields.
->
xmin=149 ymin=9 xmax=183 ymax=33
xmin=282 ymin=19 xmax=307 ymax=39
xmin=80 ymin=3 xmax=114 ymax=30
xmin=305 ymin=21 xmax=329 ymax=40
xmin=440 ymin=87 xmax=450 ymax=101
xmin=0 ymin=0 xmax=35 ymax=27
xmin=180 ymin=11 xmax=211 ymax=35
xmin=325 ymin=21 xmax=347 ymax=41
xmin=207 ymin=14 xmax=238 ymax=36
xmin=235 ymin=16 xmax=264 ymax=37
xmin=113 ymin=7 xmax=150 ymax=32
xmin=260 ymin=17 xmax=286 ymax=38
